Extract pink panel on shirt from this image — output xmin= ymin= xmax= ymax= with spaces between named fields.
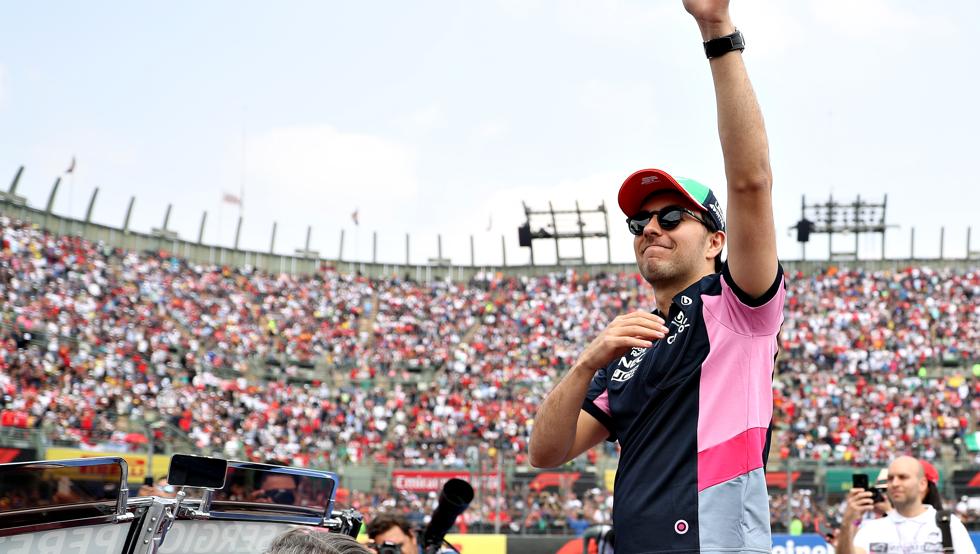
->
xmin=697 ymin=276 xmax=785 ymax=453
xmin=698 ymin=426 xmax=768 ymax=491
xmin=593 ymin=389 xmax=611 ymax=415
xmin=706 ymin=276 xmax=786 ymax=336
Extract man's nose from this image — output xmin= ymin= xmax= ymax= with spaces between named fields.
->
xmin=642 ymin=217 xmax=663 ymax=236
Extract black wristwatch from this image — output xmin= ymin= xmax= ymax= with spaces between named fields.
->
xmin=703 ymin=30 xmax=745 ymax=59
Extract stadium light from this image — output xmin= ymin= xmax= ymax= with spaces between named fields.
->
xmin=518 ymin=200 xmax=611 ymax=266
xmin=792 ymin=194 xmax=895 ymax=260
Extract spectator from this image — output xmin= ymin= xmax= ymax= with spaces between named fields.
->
xmin=366 ymin=514 xmax=418 ymax=554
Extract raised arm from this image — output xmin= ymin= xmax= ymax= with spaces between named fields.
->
xmin=685 ymin=0 xmax=778 ymax=298
xmin=836 ymin=487 xmax=874 ymax=554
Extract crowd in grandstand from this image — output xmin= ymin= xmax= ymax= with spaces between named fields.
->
xmin=2 ymin=216 xmax=979 ymax=533
xmin=346 ymin=481 xmax=613 ymax=535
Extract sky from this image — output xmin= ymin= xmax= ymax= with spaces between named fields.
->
xmin=1 ymin=0 xmax=978 ymax=267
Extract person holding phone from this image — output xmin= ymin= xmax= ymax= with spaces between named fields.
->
xmin=529 ymin=0 xmax=784 ymax=551
xmin=836 ymin=456 xmax=975 ymax=554
xmin=871 ymin=469 xmax=894 ymax=517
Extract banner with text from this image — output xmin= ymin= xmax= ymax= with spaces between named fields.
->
xmin=391 ymin=470 xmax=503 ymax=493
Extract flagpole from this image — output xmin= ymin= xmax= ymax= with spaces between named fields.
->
xmin=218 ymin=199 xmax=223 ymax=246
xmin=66 ymin=156 xmax=76 ymax=229
xmin=240 ymin=107 xmax=247 ymax=223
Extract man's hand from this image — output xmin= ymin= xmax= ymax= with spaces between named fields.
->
xmin=683 ymin=0 xmax=729 ymax=23
xmin=529 ymin=311 xmax=666 ymax=468
xmin=683 ymin=0 xmax=735 ymax=40
xmin=575 ymin=311 xmax=669 ymax=372
xmin=842 ymin=488 xmax=874 ymax=525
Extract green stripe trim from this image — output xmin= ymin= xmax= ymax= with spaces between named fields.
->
xmin=676 ymin=177 xmax=710 ymax=204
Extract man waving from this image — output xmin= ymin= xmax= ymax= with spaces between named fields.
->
xmin=530 ymin=1 xmax=783 ymax=552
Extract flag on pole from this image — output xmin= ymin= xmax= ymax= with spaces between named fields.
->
xmin=65 ymin=157 xmax=76 ymax=174
xmin=222 ymin=193 xmax=242 ymax=205
xmin=351 ymin=209 xmax=359 ymax=226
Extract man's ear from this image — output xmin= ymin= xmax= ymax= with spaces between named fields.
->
xmin=706 ymin=231 xmax=726 ymax=259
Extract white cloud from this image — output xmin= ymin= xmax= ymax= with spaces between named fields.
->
xmin=244 ymin=124 xmax=418 ymax=204
xmin=471 ymin=119 xmax=509 ymax=142
xmin=398 ymin=104 xmax=447 ymax=137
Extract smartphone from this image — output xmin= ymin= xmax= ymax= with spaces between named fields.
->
xmin=852 ymin=474 xmax=885 ymax=502
xmin=852 ymin=473 xmax=869 ymax=491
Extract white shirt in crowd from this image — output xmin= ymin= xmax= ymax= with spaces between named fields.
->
xmin=853 ymin=505 xmax=976 ymax=554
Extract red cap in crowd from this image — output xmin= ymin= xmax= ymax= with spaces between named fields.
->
xmin=920 ymin=460 xmax=939 ymax=485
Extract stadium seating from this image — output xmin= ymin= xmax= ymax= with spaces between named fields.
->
xmin=1 ymin=216 xmax=977 ymax=534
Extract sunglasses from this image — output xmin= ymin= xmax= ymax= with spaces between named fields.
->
xmin=626 ymin=205 xmax=713 ymax=236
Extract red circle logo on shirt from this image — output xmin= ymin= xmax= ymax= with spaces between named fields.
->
xmin=674 ymin=520 xmax=689 ymax=534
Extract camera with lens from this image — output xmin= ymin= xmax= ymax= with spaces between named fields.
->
xmin=371 ymin=541 xmax=402 ymax=554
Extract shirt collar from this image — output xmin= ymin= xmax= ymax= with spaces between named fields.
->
xmin=887 ymin=505 xmax=935 ymax=523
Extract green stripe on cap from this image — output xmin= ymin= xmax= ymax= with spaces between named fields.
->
xmin=675 ymin=177 xmax=710 ymax=205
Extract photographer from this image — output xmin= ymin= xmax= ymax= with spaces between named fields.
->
xmin=870 ymin=469 xmax=892 ymax=518
xmin=837 ymin=456 xmax=976 ymax=554
xmin=366 ymin=514 xmax=419 ymax=554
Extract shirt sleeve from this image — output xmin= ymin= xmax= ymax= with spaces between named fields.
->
xmin=582 ymin=364 xmax=617 ymax=442
xmin=712 ymin=262 xmax=786 ymax=336
xmin=951 ymin=515 xmax=977 ymax=554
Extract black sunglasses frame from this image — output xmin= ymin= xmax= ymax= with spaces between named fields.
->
xmin=626 ymin=205 xmax=714 ymax=236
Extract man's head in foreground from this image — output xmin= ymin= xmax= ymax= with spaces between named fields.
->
xmin=265 ymin=528 xmax=371 ymax=554
xmin=885 ymin=456 xmax=929 ymax=514
xmin=619 ymin=169 xmax=726 ymax=287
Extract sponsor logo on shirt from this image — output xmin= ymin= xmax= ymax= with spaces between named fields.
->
xmin=867 ymin=543 xmax=944 ymax=553
xmin=666 ymin=311 xmax=690 ymax=345
xmin=610 ymin=347 xmax=648 ymax=382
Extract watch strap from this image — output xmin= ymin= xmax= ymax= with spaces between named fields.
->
xmin=703 ymin=30 xmax=745 ymax=59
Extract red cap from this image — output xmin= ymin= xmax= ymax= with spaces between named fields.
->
xmin=920 ymin=460 xmax=939 ymax=484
